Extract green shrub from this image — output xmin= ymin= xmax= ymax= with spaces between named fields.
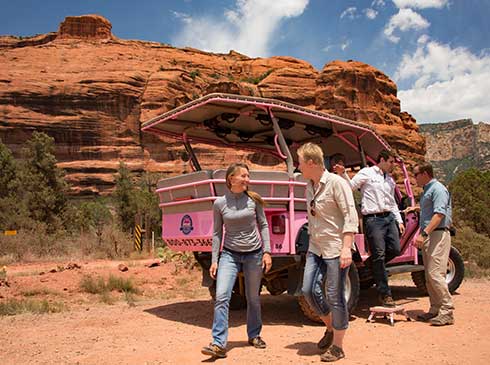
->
xmin=0 ymin=298 xmax=65 ymax=316
xmin=452 ymin=225 xmax=490 ymax=269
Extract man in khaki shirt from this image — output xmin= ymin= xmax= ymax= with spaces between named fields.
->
xmin=297 ymin=143 xmax=358 ymax=363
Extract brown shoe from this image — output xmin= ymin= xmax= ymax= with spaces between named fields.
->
xmin=320 ymin=345 xmax=345 ymax=362
xmin=201 ymin=343 xmax=227 ymax=358
xmin=317 ymin=329 xmax=334 ymax=350
xmin=430 ymin=313 xmax=454 ymax=326
xmin=248 ymin=336 xmax=267 ymax=349
xmin=417 ymin=312 xmax=438 ymax=322
xmin=379 ymin=294 xmax=396 ymax=307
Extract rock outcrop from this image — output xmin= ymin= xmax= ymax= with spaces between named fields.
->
xmin=419 ymin=119 xmax=490 ymax=183
xmin=0 ymin=15 xmax=425 ymax=195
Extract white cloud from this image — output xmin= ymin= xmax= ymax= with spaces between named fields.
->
xmin=322 ymin=44 xmax=333 ymax=53
xmin=171 ymin=0 xmax=309 ymax=57
xmin=341 ymin=40 xmax=351 ymax=51
xmin=372 ymin=0 xmax=386 ymax=6
xmin=340 ymin=7 xmax=358 ymax=19
xmin=171 ymin=11 xmax=192 ymax=24
xmin=395 ymin=38 xmax=490 ymax=123
xmin=364 ymin=8 xmax=378 ymax=19
xmin=384 ymin=8 xmax=429 ymax=43
xmin=392 ymin=0 xmax=449 ymax=9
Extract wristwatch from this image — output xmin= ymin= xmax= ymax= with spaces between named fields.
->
xmin=421 ymin=230 xmax=429 ymax=239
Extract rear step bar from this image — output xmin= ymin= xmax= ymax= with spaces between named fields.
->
xmin=387 ymin=264 xmax=424 ymax=275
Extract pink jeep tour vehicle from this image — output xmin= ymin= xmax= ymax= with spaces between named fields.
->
xmin=142 ymin=93 xmax=464 ymax=321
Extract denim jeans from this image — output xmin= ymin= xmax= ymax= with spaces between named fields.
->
xmin=302 ymin=252 xmax=349 ymax=330
xmin=211 ymin=249 xmax=263 ymax=348
xmin=364 ymin=213 xmax=400 ymax=296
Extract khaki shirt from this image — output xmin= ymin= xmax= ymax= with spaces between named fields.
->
xmin=306 ymin=170 xmax=359 ymax=258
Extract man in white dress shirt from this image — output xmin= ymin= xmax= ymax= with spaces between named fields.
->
xmin=335 ymin=150 xmax=405 ymax=307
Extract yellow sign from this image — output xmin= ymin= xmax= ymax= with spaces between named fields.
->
xmin=4 ymin=230 xmax=17 ymax=236
xmin=134 ymin=225 xmax=142 ymax=251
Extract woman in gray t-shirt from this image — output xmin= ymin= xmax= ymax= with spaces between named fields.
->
xmin=201 ymin=163 xmax=272 ymax=359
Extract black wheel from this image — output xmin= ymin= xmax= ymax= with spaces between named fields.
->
xmin=411 ymin=246 xmax=465 ymax=295
xmin=360 ymin=278 xmax=375 ymax=290
xmin=298 ymin=262 xmax=360 ymax=323
xmin=207 ymin=279 xmax=248 ymax=310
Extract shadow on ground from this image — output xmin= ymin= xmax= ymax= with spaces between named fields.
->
xmin=145 ymin=280 xmax=449 ymax=329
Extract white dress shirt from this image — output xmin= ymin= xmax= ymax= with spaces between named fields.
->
xmin=342 ymin=166 xmax=402 ymax=224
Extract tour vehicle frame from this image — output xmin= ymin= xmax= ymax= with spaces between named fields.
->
xmin=142 ymin=93 xmax=464 ymax=321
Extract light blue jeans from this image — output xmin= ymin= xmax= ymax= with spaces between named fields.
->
xmin=211 ymin=249 xmax=263 ymax=348
xmin=302 ymin=252 xmax=349 ymax=330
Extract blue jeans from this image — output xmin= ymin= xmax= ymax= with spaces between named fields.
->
xmin=302 ymin=252 xmax=349 ymax=330
xmin=211 ymin=249 xmax=263 ymax=348
xmin=364 ymin=213 xmax=400 ymax=296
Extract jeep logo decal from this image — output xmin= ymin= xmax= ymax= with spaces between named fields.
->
xmin=180 ymin=214 xmax=194 ymax=235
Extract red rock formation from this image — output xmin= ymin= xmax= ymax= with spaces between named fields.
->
xmin=0 ymin=15 xmax=425 ymax=195
xmin=58 ymin=15 xmax=113 ymax=39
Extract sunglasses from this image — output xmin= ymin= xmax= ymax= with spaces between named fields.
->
xmin=310 ymin=200 xmax=316 ymax=216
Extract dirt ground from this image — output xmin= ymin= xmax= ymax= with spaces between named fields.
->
xmin=1 ymin=259 xmax=489 ymax=365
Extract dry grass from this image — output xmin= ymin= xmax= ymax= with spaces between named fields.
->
xmin=0 ymin=298 xmax=65 ymax=316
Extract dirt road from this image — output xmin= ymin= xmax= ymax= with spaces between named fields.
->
xmin=1 ymin=260 xmax=489 ymax=364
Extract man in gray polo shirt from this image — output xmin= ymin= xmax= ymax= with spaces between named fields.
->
xmin=413 ymin=162 xmax=454 ymax=326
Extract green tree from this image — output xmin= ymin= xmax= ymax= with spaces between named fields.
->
xmin=0 ymin=139 xmax=17 ymax=198
xmin=80 ymin=200 xmax=112 ymax=244
xmin=450 ymin=168 xmax=490 ymax=236
xmin=113 ymin=162 xmax=136 ymax=232
xmin=16 ymin=132 xmax=69 ymax=232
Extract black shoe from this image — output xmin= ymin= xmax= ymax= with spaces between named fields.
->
xmin=248 ymin=336 xmax=267 ymax=349
xmin=379 ymin=294 xmax=396 ymax=307
xmin=317 ymin=329 xmax=334 ymax=350
xmin=417 ymin=312 xmax=438 ymax=322
xmin=320 ymin=345 xmax=345 ymax=362
xmin=201 ymin=343 xmax=227 ymax=358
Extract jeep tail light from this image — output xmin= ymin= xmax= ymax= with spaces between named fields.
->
xmin=271 ymin=215 xmax=286 ymax=234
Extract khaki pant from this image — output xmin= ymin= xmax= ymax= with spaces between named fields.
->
xmin=422 ymin=230 xmax=454 ymax=316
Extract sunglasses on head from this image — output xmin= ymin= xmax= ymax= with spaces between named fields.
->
xmin=310 ymin=200 xmax=316 ymax=216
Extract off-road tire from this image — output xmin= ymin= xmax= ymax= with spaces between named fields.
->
xmin=411 ymin=246 xmax=465 ymax=295
xmin=208 ymin=281 xmax=248 ymax=310
xmin=298 ymin=262 xmax=360 ymax=323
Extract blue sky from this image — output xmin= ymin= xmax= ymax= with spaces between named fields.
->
xmin=1 ymin=0 xmax=489 ymax=124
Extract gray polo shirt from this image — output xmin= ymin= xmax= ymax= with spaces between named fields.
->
xmin=420 ymin=178 xmax=452 ymax=231
xmin=212 ymin=191 xmax=271 ymax=264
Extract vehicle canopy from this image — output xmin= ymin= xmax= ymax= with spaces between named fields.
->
xmin=142 ymin=93 xmax=392 ymax=174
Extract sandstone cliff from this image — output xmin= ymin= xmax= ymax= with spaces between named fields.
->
xmin=0 ymin=15 xmax=424 ymax=195
xmin=419 ymin=119 xmax=490 ymax=183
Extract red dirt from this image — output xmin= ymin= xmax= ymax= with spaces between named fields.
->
xmin=1 ymin=259 xmax=489 ymax=364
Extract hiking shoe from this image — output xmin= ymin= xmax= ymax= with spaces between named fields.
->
xmin=248 ymin=336 xmax=267 ymax=349
xmin=417 ymin=312 xmax=438 ymax=322
xmin=201 ymin=343 xmax=227 ymax=358
xmin=320 ymin=345 xmax=345 ymax=362
xmin=430 ymin=313 xmax=454 ymax=326
xmin=379 ymin=294 xmax=396 ymax=307
xmin=317 ymin=329 xmax=334 ymax=350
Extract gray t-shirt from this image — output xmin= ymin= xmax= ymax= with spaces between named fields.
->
xmin=212 ymin=191 xmax=271 ymax=264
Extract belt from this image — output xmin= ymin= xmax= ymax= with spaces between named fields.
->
xmin=364 ymin=211 xmax=391 ymax=218
xmin=222 ymin=246 xmax=262 ymax=255
xmin=434 ymin=227 xmax=449 ymax=232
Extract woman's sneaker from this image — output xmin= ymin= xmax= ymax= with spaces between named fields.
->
xmin=320 ymin=345 xmax=345 ymax=362
xmin=248 ymin=336 xmax=267 ymax=349
xmin=201 ymin=343 xmax=227 ymax=358
xmin=317 ymin=329 xmax=334 ymax=350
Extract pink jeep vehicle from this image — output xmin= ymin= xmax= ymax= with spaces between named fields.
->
xmin=142 ymin=93 xmax=464 ymax=321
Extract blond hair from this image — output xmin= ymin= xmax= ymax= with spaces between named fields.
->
xmin=225 ymin=163 xmax=266 ymax=206
xmin=297 ymin=142 xmax=325 ymax=167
